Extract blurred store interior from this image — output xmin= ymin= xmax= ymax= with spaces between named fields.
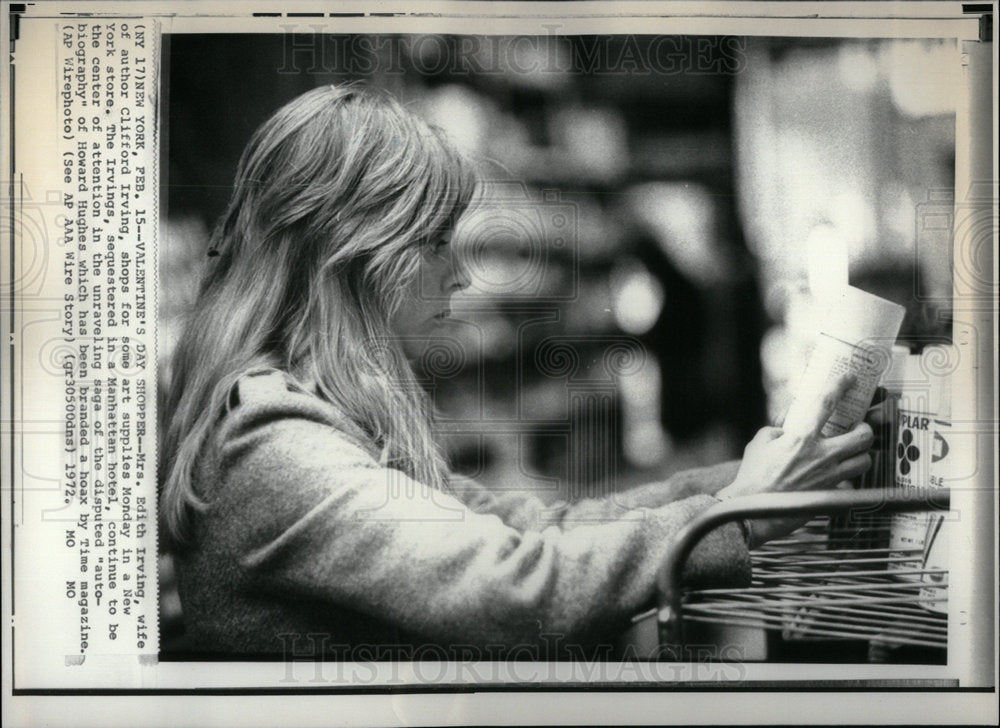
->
xmin=159 ymin=34 xmax=957 ymax=649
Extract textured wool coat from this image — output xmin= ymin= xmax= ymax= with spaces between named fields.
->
xmin=174 ymin=369 xmax=752 ymax=659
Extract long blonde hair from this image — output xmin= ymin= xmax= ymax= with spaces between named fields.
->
xmin=160 ymin=83 xmax=477 ymax=547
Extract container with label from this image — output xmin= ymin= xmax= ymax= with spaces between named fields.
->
xmin=887 ymin=348 xmax=952 ymax=585
xmin=919 ymin=369 xmax=952 ymax=614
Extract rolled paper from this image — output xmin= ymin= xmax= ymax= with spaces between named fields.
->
xmin=782 ymin=286 xmax=906 ymax=439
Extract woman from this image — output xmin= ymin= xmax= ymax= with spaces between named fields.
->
xmin=161 ymin=83 xmax=875 ymax=659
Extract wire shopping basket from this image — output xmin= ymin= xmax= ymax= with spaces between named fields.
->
xmin=645 ymin=487 xmax=950 ymax=663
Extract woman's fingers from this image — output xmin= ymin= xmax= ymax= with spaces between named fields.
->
xmin=834 ymin=452 xmax=873 ymax=481
xmin=824 ymin=421 xmax=875 ymax=456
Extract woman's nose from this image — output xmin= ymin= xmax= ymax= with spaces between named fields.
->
xmin=448 ymin=247 xmax=472 ymax=292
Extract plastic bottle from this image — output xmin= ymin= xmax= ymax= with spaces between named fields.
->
xmin=919 ymin=364 xmax=953 ymax=614
xmin=887 ymin=349 xmax=952 ymax=585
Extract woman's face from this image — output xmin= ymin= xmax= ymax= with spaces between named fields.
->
xmin=389 ymin=228 xmax=470 ymax=346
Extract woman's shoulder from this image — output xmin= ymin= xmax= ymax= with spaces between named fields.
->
xmin=217 ymin=367 xmax=380 ymax=462
xmin=192 ymin=368 xmax=383 ymax=549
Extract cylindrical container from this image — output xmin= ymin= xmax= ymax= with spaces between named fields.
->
xmin=887 ymin=349 xmax=952 ymax=583
xmin=782 ymin=286 xmax=906 ymax=438
xmin=919 ymin=368 xmax=952 ymax=614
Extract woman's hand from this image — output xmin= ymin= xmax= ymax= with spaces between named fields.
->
xmin=718 ymin=374 xmax=875 ymax=546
